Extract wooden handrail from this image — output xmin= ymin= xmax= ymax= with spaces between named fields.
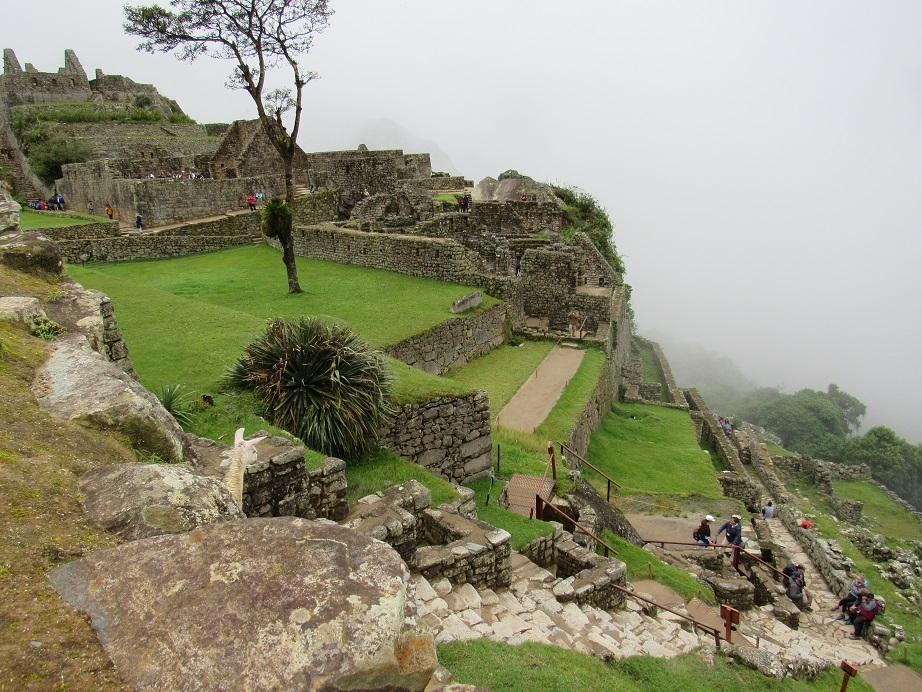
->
xmin=640 ymin=538 xmax=790 ymax=581
xmin=559 ymin=442 xmax=620 ymax=501
xmin=536 ymin=494 xmax=618 ymax=556
xmin=609 ymin=583 xmax=722 ymax=648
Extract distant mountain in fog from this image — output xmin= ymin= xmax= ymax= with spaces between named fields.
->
xmin=355 ymin=118 xmax=460 ymax=174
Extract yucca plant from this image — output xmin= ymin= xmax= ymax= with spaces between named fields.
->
xmin=156 ymin=383 xmax=196 ymax=428
xmin=227 ymin=317 xmax=394 ymax=460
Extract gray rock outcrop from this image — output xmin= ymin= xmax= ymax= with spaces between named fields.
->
xmin=49 ymin=517 xmax=438 ymax=691
xmin=0 ymin=187 xmax=20 ymax=234
xmin=0 ymin=227 xmax=63 ymax=275
xmin=34 ymin=336 xmax=190 ymax=462
xmin=0 ymin=296 xmax=45 ymax=326
xmin=80 ymin=463 xmax=244 ymax=540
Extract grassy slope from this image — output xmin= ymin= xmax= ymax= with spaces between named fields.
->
xmin=586 ymin=402 xmax=722 ymax=498
xmin=20 ymin=210 xmax=100 ymax=229
xmin=438 ymin=640 xmax=873 ymax=692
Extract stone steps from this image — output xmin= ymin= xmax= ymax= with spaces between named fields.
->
xmin=0 ymin=135 xmax=41 ymax=201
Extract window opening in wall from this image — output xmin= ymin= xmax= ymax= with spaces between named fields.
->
xmin=31 ymin=78 xmax=38 ymax=86
xmin=52 ymin=79 xmax=58 ymax=86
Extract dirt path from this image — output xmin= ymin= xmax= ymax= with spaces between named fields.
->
xmin=495 ymin=345 xmax=585 ymax=432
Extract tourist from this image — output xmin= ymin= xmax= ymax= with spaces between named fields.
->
xmin=135 ymin=213 xmax=143 ymax=231
xmin=833 ymin=573 xmax=869 ymax=618
xmin=761 ymin=501 xmax=775 ymax=519
xmin=782 ymin=562 xmax=806 ymax=588
xmin=745 ymin=496 xmax=760 ymax=514
xmin=88 ymin=202 xmax=94 ymax=216
xmin=246 ymin=194 xmax=256 ymax=211
xmin=849 ymin=591 xmax=879 ymax=638
xmin=567 ymin=308 xmax=579 ymax=337
xmin=787 ymin=573 xmax=812 ymax=612
xmin=106 ymin=203 xmax=114 ymax=220
xmin=716 ymin=514 xmax=743 ymax=547
xmin=693 ymin=515 xmax=715 ymax=547
xmin=255 ymin=190 xmax=264 ymax=206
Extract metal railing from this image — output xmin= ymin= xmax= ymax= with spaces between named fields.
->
xmin=559 ymin=442 xmax=620 ymax=501
xmin=535 ymin=493 xmax=617 ymax=556
xmin=640 ymin=538 xmax=790 ymax=581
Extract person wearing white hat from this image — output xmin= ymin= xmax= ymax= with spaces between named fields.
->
xmin=693 ymin=515 xmax=715 ymax=547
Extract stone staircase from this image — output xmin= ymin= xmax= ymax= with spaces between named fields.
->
xmin=0 ymin=134 xmax=41 ymax=201
xmin=410 ymin=552 xmax=703 ymax=660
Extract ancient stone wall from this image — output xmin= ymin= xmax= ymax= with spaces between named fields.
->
xmin=521 ymin=247 xmax=573 ymax=325
xmin=0 ymin=49 xmax=92 ymax=106
xmin=552 ymin=531 xmax=628 ymax=610
xmin=569 ymin=232 xmax=619 ymax=289
xmin=277 ymin=224 xmax=488 ymax=283
xmin=685 ymin=388 xmax=744 ymax=472
xmin=383 ymin=304 xmax=509 ymax=376
xmin=157 ymin=213 xmax=260 ymax=237
xmin=378 ymin=392 xmax=493 ymax=484
xmin=59 ymin=162 xmax=284 ymax=225
xmin=565 ymin=352 xmax=617 ymax=459
xmin=748 ymin=439 xmax=794 ymax=504
xmin=243 ymin=449 xmax=347 ymax=522
xmin=636 ymin=336 xmax=684 ymax=405
xmin=351 ymin=192 xmax=436 ymax=230
xmin=716 ymin=472 xmax=759 ymax=504
xmin=26 ymin=218 xmax=118 ymax=241
xmin=58 ymin=234 xmax=250 ymax=263
xmin=402 ymin=176 xmax=469 ymax=191
xmin=471 ymin=200 xmax=565 ymax=237
xmin=413 ymin=508 xmax=512 ymax=589
xmin=299 ymin=149 xmax=430 ymax=207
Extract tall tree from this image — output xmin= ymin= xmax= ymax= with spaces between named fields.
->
xmin=826 ymin=383 xmax=867 ymax=434
xmin=124 ymin=0 xmax=333 ymax=293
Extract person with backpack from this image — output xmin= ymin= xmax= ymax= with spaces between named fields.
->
xmin=849 ymin=591 xmax=879 ymax=639
xmin=693 ymin=515 xmax=715 ymax=547
xmin=833 ymin=573 xmax=869 ymax=618
xmin=787 ymin=573 xmax=812 ymax=612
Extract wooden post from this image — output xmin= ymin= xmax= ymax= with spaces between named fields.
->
xmin=839 ymin=661 xmax=857 ymax=691
xmin=547 ymin=441 xmax=557 ymax=481
xmin=606 ymin=479 xmax=611 ymax=502
xmin=720 ymin=604 xmax=739 ymax=644
xmin=496 ymin=444 xmax=501 ymax=475
xmin=647 ymin=563 xmax=654 ymax=579
xmin=535 ymin=494 xmax=544 ymax=521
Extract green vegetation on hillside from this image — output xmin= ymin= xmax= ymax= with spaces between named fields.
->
xmin=345 ymin=449 xmax=458 ymax=507
xmin=551 ymin=184 xmax=624 ymax=274
xmin=585 ymin=402 xmax=722 ymax=498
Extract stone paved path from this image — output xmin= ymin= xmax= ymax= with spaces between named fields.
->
xmin=409 ymin=551 xmax=885 ymax=672
xmin=495 ymin=345 xmax=585 ymax=432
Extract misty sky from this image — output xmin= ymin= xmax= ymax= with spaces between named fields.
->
xmin=3 ymin=1 xmax=921 ymax=442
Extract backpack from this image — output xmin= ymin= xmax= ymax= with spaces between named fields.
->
xmin=877 ymin=598 xmax=886 ymax=615
xmin=693 ymin=527 xmax=702 ymax=542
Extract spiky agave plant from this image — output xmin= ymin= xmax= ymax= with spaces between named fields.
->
xmin=227 ymin=317 xmax=394 ymax=459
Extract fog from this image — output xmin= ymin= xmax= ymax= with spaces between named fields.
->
xmin=3 ymin=1 xmax=921 ymax=441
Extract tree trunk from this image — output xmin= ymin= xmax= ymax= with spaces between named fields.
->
xmin=281 ymin=158 xmax=303 ymax=293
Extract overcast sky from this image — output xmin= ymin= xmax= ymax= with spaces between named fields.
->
xmin=4 ymin=1 xmax=921 ymax=442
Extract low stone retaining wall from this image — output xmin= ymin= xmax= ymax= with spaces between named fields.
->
xmin=565 ymin=353 xmax=617 ymax=459
xmin=59 ymin=234 xmax=251 ymax=263
xmin=413 ymin=507 xmax=512 ymax=589
xmin=685 ymin=388 xmax=743 ymax=472
xmin=378 ymin=391 xmax=493 ymax=484
xmin=383 ymin=304 xmax=509 ymax=376
xmin=157 ymin=213 xmax=260 ymax=237
xmin=403 ymin=176 xmax=470 ymax=191
xmin=38 ymin=220 xmax=119 ymax=240
xmin=749 ymin=439 xmax=793 ymax=504
xmin=552 ymin=531 xmax=627 ymax=610
xmin=716 ymin=472 xmax=759 ymax=505
xmin=246 ymin=452 xmax=348 ymax=522
xmin=342 ymin=481 xmax=432 ymax=561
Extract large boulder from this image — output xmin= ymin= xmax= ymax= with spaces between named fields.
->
xmin=49 ymin=517 xmax=437 ymax=691
xmin=0 ymin=188 xmax=21 ymax=234
xmin=0 ymin=296 xmax=46 ymax=326
xmin=80 ymin=463 xmax=244 ymax=540
xmin=33 ymin=335 xmax=190 ymax=462
xmin=0 ymin=228 xmax=63 ymax=275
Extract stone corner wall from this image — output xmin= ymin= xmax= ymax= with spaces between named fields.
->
xmin=378 ymin=391 xmax=493 ymax=484
xmin=383 ymin=303 xmax=509 ymax=376
xmin=685 ymin=388 xmax=743 ymax=473
xmin=552 ymin=530 xmax=628 ymax=610
xmin=565 ymin=352 xmax=617 ymax=460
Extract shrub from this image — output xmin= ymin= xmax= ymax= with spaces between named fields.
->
xmin=227 ymin=317 xmax=394 ymax=459
xmin=29 ymin=315 xmax=65 ymax=340
xmin=28 ymin=138 xmax=93 ymax=185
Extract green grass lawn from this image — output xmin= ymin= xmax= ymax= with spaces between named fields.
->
xmin=635 ymin=343 xmax=669 ymax=400
xmin=67 ymin=245 xmax=493 ymax=441
xmin=20 ymin=210 xmax=98 ymax=229
xmin=345 ymin=449 xmax=458 ymax=507
xmin=585 ymin=403 xmax=722 ymax=498
xmin=832 ymin=479 xmax=922 ymax=543
xmin=446 ymin=340 xmax=555 ymax=415
xmin=438 ymin=640 xmax=873 ymax=692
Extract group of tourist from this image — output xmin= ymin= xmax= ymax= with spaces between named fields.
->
xmin=458 ymin=193 xmax=472 ymax=212
xmin=136 ymin=169 xmax=203 ymax=180
xmin=832 ymin=573 xmax=881 ymax=639
xmin=693 ymin=514 xmax=746 ymax=548
xmin=28 ymin=194 xmax=65 ymax=211
xmin=1 ymin=147 xmax=14 ymax=159
xmin=718 ymin=417 xmax=733 ymax=436
xmin=742 ymin=496 xmax=776 ymax=518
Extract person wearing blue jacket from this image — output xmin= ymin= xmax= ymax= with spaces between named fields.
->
xmin=717 ymin=514 xmax=743 ymax=546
